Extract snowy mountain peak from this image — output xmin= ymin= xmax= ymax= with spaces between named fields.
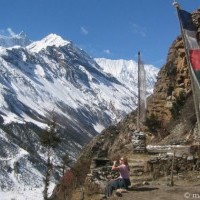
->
xmin=95 ymin=58 xmax=159 ymax=94
xmin=27 ymin=33 xmax=70 ymax=53
xmin=95 ymin=58 xmax=137 ymax=77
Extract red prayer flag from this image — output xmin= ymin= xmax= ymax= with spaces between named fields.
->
xmin=190 ymin=49 xmax=200 ymax=71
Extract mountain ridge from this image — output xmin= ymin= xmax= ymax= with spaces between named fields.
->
xmin=95 ymin=57 xmax=158 ymax=94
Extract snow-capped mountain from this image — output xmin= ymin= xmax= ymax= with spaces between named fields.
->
xmin=0 ymin=32 xmax=159 ymax=199
xmin=95 ymin=58 xmax=158 ymax=94
xmin=28 ymin=33 xmax=70 ymax=52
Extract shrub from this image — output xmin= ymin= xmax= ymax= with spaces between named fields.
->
xmin=145 ymin=114 xmax=161 ymax=133
xmin=167 ymin=85 xmax=174 ymax=96
xmin=170 ymin=91 xmax=186 ymax=119
xmin=56 ymin=157 xmax=91 ymax=200
xmin=72 ymin=157 xmax=91 ymax=186
xmin=62 ymin=169 xmax=76 ymax=188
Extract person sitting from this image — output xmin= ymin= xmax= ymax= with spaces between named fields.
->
xmin=104 ymin=156 xmax=131 ymax=197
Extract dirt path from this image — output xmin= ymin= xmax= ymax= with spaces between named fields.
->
xmin=108 ymin=184 xmax=200 ymax=200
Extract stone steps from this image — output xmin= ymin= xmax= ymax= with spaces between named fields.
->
xmin=130 ymin=175 xmax=153 ymax=183
xmin=128 ymin=157 xmax=147 ymax=177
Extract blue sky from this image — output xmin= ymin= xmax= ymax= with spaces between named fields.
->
xmin=0 ymin=0 xmax=199 ymax=68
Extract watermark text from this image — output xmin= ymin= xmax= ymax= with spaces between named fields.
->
xmin=184 ymin=192 xmax=200 ymax=199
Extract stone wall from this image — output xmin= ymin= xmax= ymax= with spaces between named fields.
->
xmin=131 ymin=130 xmax=146 ymax=153
xmin=86 ymin=157 xmax=119 ymax=190
xmin=147 ymin=152 xmax=200 ymax=179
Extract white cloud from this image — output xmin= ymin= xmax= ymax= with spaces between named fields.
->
xmin=80 ymin=26 xmax=89 ymax=35
xmin=0 ymin=28 xmax=17 ymax=37
xmin=130 ymin=23 xmax=146 ymax=37
xmin=103 ymin=49 xmax=111 ymax=54
xmin=7 ymin=28 xmax=16 ymax=37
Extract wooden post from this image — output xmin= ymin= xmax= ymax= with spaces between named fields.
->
xmin=170 ymin=150 xmax=175 ymax=186
xmin=137 ymin=51 xmax=141 ymax=131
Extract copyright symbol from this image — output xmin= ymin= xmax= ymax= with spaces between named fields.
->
xmin=184 ymin=192 xmax=190 ymax=199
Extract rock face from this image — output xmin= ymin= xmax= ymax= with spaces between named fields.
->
xmin=147 ymin=9 xmax=200 ymax=127
xmin=147 ymin=37 xmax=190 ymax=125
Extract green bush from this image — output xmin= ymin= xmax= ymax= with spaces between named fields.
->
xmin=167 ymin=85 xmax=174 ymax=96
xmin=170 ymin=91 xmax=186 ymax=119
xmin=145 ymin=114 xmax=161 ymax=133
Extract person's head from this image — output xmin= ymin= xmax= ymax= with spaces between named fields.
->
xmin=119 ymin=156 xmax=128 ymax=165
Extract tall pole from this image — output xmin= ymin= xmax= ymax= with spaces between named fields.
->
xmin=170 ymin=150 xmax=175 ymax=186
xmin=173 ymin=1 xmax=200 ymax=136
xmin=137 ymin=51 xmax=141 ymax=131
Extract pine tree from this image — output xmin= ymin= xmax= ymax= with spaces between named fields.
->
xmin=40 ymin=116 xmax=61 ymax=200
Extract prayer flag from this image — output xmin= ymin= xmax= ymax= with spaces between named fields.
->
xmin=178 ymin=9 xmax=200 ymax=83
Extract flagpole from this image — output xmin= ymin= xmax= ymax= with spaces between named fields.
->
xmin=137 ymin=51 xmax=141 ymax=131
xmin=172 ymin=0 xmax=179 ymax=8
xmin=173 ymin=1 xmax=200 ymax=135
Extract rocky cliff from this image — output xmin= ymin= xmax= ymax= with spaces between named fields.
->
xmin=147 ymin=9 xmax=200 ymax=127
